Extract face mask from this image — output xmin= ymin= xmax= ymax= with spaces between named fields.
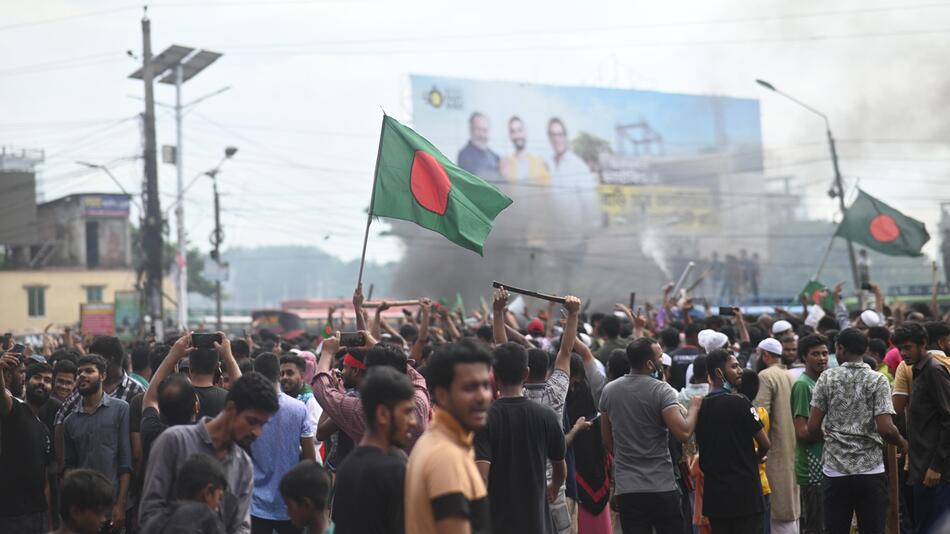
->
xmin=718 ymin=369 xmax=733 ymax=391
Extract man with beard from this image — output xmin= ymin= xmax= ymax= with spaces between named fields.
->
xmin=24 ymin=362 xmax=61 ymax=436
xmin=280 ymin=353 xmax=323 ymax=459
xmin=499 ymin=116 xmax=550 ymax=185
xmin=792 ymin=334 xmax=830 ymax=534
xmin=754 ymin=338 xmax=800 ymax=534
xmin=63 ymin=354 xmax=132 ymax=533
xmin=0 ymin=347 xmax=53 ymax=532
xmin=140 ymin=372 xmax=279 ymax=534
xmin=332 ymin=366 xmax=418 ymax=534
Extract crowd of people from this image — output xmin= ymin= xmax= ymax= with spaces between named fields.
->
xmin=1 ymin=279 xmax=948 ymax=534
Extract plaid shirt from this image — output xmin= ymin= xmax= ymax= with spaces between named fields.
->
xmin=312 ymin=365 xmax=430 ymax=450
xmin=54 ymin=371 xmax=146 ymax=426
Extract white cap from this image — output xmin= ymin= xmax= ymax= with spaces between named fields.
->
xmin=772 ymin=320 xmax=793 ymax=335
xmin=860 ymin=310 xmax=883 ymax=328
xmin=661 ymin=353 xmax=672 ymax=367
xmin=758 ymin=338 xmax=783 ymax=356
xmin=578 ymin=333 xmax=592 ymax=347
xmin=698 ymin=329 xmax=730 ymax=353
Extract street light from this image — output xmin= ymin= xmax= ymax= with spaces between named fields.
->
xmin=206 ymin=146 xmax=237 ymax=330
xmin=755 ymin=78 xmax=861 ymax=297
xmin=75 ymin=161 xmax=143 ymax=212
xmin=131 ymin=44 xmax=223 ymax=331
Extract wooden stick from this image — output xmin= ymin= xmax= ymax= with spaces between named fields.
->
xmin=886 ymin=445 xmax=900 ymax=534
xmin=491 ymin=281 xmax=566 ymax=304
xmin=363 ymin=299 xmax=420 ymax=308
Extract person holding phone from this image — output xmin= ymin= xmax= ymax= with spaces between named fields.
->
xmin=0 ymin=344 xmax=54 ymax=532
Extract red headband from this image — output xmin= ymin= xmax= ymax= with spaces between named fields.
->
xmin=343 ymin=353 xmax=366 ymax=370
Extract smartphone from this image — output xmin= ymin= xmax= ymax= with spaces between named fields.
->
xmin=861 ymin=282 xmax=873 ymax=291
xmin=718 ymin=306 xmax=736 ymax=316
xmin=191 ymin=333 xmax=223 ymax=349
xmin=588 ymin=413 xmax=602 ymax=423
xmin=339 ymin=332 xmax=366 ymax=347
xmin=11 ymin=343 xmax=25 ymax=354
xmin=629 ymin=292 xmax=636 ymax=310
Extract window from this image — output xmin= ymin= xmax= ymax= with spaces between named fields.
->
xmin=86 ymin=286 xmax=104 ymax=303
xmin=26 ymin=286 xmax=46 ymax=317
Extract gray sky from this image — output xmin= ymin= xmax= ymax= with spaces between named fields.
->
xmin=4 ymin=0 xmax=950 ymax=264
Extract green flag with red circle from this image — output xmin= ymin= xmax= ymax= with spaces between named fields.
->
xmin=835 ymin=189 xmax=929 ymax=257
xmin=370 ymin=115 xmax=512 ymax=255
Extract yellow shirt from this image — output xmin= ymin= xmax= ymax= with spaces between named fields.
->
xmin=756 ymin=406 xmax=771 ymax=495
xmin=405 ymin=408 xmax=489 ymax=534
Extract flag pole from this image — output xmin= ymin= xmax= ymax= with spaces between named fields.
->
xmin=358 ymin=113 xmax=387 ymax=287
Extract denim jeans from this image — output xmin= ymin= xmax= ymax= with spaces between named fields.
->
xmin=912 ymin=481 xmax=950 ymax=534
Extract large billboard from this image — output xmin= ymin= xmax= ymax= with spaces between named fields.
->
xmin=411 ymin=75 xmax=763 ymax=230
xmin=399 ymin=75 xmax=766 ymax=304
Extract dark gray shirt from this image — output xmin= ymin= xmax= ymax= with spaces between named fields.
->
xmin=599 ymin=373 xmax=679 ymax=494
xmin=140 ymin=417 xmax=253 ymax=534
xmin=63 ymin=393 xmax=132 ymax=496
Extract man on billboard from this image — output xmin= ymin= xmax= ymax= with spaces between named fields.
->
xmin=545 ymin=118 xmax=592 ymax=186
xmin=457 ymin=112 xmax=501 ymax=182
xmin=500 ymin=116 xmax=550 ymax=185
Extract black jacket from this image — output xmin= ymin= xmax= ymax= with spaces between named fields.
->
xmin=908 ymin=356 xmax=950 ymax=484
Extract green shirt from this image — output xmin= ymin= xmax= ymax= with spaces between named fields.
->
xmin=791 ymin=373 xmax=823 ymax=485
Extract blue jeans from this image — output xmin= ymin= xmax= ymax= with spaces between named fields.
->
xmin=912 ymin=481 xmax=950 ymax=534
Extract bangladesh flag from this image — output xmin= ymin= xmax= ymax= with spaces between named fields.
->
xmin=798 ymin=280 xmax=835 ymax=310
xmin=371 ymin=115 xmax=512 ymax=255
xmin=836 ymin=189 xmax=929 ymax=257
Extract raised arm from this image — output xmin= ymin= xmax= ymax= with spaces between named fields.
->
xmin=353 ymin=284 xmax=366 ymax=332
xmin=554 ymin=296 xmax=581 ymax=376
xmin=215 ymin=332 xmax=241 ymax=386
xmin=440 ymin=307 xmax=461 ymax=342
xmin=492 ymin=288 xmax=509 ymax=345
xmin=734 ymin=307 xmax=750 ymax=343
xmin=411 ymin=298 xmax=432 ymax=362
xmin=144 ymin=334 xmax=192 ymax=411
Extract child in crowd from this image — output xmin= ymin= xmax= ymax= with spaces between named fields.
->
xmin=280 ymin=460 xmax=333 ymax=534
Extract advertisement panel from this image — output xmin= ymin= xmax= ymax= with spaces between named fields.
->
xmin=114 ymin=290 xmax=141 ymax=341
xmin=81 ymin=303 xmax=115 ymax=336
xmin=81 ymin=194 xmax=130 ymax=218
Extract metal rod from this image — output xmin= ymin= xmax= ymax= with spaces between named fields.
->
xmin=491 ymin=281 xmax=567 ymax=304
xmin=357 ymin=114 xmax=387 ymax=287
xmin=362 ymin=300 xmax=420 ymax=308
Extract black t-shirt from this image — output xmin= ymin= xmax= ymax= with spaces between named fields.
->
xmin=695 ymin=390 xmax=764 ymax=519
xmin=129 ymin=392 xmax=144 ymax=433
xmin=140 ymin=406 xmax=168 ymax=462
xmin=0 ymin=398 xmax=52 ymax=517
xmin=474 ymin=396 xmax=566 ymax=534
xmin=36 ymin=397 xmax=61 ymax=437
xmin=332 ymin=446 xmax=407 ymax=534
xmin=195 ymin=386 xmax=228 ymax=418
xmin=669 ymin=346 xmax=700 ymax=391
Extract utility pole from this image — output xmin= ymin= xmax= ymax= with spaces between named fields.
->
xmin=827 ymin=128 xmax=862 ymax=306
xmin=211 ymin=171 xmax=223 ymax=330
xmin=174 ymin=63 xmax=186 ymax=331
xmin=140 ymin=12 xmax=164 ymax=339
